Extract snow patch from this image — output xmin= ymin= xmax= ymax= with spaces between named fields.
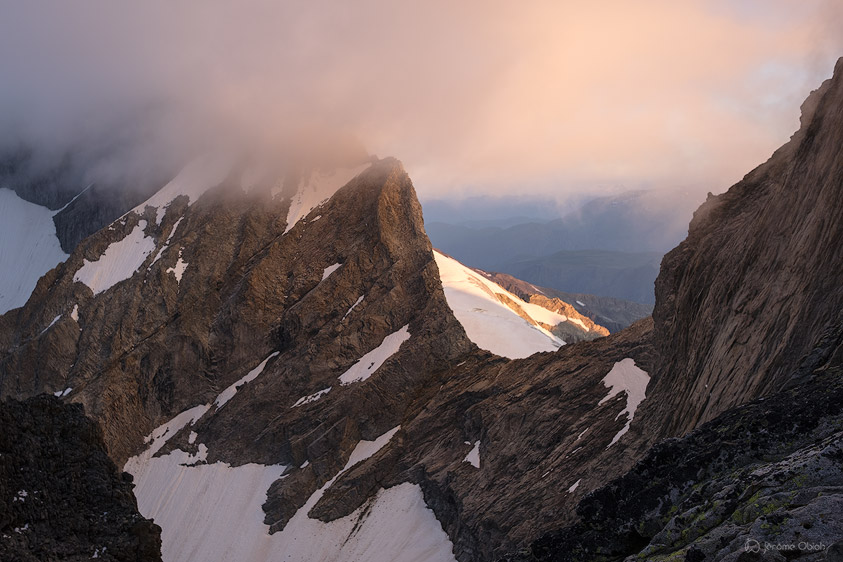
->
xmin=599 ymin=358 xmax=650 ymax=447
xmin=53 ymin=387 xmax=72 ymax=398
xmin=214 ymin=352 xmax=280 ymax=409
xmin=292 ymin=387 xmax=332 ymax=408
xmin=463 ymin=441 xmax=480 ymax=469
xmin=151 ymin=216 xmax=184 ymax=266
xmin=40 ymin=314 xmax=61 ymax=335
xmin=338 ymin=325 xmax=411 ymax=385
xmin=70 ymin=304 xmax=79 ymax=322
xmin=576 ymin=300 xmax=585 ymax=307
xmin=517 ymin=300 xmax=569 ymax=327
xmin=433 ymin=251 xmax=563 ymax=359
xmin=568 ymin=479 xmax=581 ymax=493
xmin=284 ymin=164 xmax=371 ymax=234
xmin=166 ymin=250 xmax=188 ymax=284
xmin=341 ymin=426 xmax=400 ymax=474
xmin=0 ymin=188 xmax=69 ymax=314
xmin=131 ymin=156 xmax=231 ymax=224
xmin=343 ymin=295 xmax=364 ymax=319
xmin=74 ymin=220 xmax=156 ymax=295
xmin=130 ymin=404 xmax=210 ymax=463
xmin=321 ymin=263 xmax=342 ymax=281
xmin=568 ymin=317 xmax=588 ymax=330
xmin=126 ymin=421 xmax=455 ymax=562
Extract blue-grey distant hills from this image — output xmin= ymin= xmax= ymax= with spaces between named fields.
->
xmin=425 ymin=188 xmax=704 ymax=304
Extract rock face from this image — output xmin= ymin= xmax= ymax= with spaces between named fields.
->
xmin=648 ymin=57 xmax=843 ymax=438
xmin=481 ymin=271 xmax=652 ymax=333
xmin=0 ymin=157 xmax=472 ymax=469
xmin=495 ymin=57 xmax=843 ymax=561
xmin=0 ymin=395 xmax=161 ymax=562
xmin=502 ymin=316 xmax=843 ymax=562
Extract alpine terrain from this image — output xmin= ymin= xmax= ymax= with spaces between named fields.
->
xmin=1 ymin=58 xmax=842 ymax=562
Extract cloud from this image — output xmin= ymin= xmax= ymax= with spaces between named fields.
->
xmin=0 ymin=0 xmax=841 ymax=200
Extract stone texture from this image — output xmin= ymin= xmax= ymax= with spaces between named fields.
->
xmin=647 ymin=57 xmax=843 ymax=437
xmin=0 ymin=395 xmax=161 ymax=562
xmin=499 ymin=318 xmax=843 ymax=562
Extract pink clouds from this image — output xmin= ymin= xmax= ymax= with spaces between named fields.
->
xmin=0 ymin=0 xmax=840 ymax=199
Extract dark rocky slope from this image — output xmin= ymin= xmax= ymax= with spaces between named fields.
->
xmin=494 ymin=57 xmax=843 ymax=562
xmin=501 ymin=315 xmax=843 ymax=562
xmin=0 ymin=395 xmax=161 ymax=562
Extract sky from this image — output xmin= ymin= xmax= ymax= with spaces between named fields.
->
xmin=0 ymin=0 xmax=841 ymax=204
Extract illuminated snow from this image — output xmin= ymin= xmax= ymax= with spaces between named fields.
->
xmin=599 ymin=358 xmax=650 ymax=447
xmin=338 ymin=325 xmax=411 ymax=385
xmin=73 ymin=220 xmax=156 ymax=295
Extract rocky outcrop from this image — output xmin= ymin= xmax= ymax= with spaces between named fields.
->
xmin=501 ymin=316 xmax=843 ymax=562
xmin=526 ymin=295 xmax=610 ymax=342
xmin=0 ymin=395 xmax=161 ymax=562
xmin=0 ymin=157 xmax=472 ymax=471
xmin=492 ymin=57 xmax=843 ymax=562
xmin=647 ymin=57 xmax=843 ymax=438
xmin=482 ymin=271 xmax=652 ymax=333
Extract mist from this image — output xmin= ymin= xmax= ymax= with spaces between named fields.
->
xmin=1 ymin=0 xmax=842 ymax=202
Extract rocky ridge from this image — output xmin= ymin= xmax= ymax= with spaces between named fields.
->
xmin=501 ymin=315 xmax=843 ymax=562
xmin=480 ymin=271 xmax=652 ymax=333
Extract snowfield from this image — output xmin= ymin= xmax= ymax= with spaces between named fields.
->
xmin=599 ymin=358 xmax=650 ymax=447
xmin=126 ymin=413 xmax=456 ymax=562
xmin=0 ymin=189 xmax=69 ymax=314
xmin=433 ymin=251 xmax=564 ymax=359
xmin=74 ymin=219 xmax=156 ymax=295
xmin=284 ymin=164 xmax=371 ymax=234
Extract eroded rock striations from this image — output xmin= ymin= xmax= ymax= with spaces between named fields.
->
xmin=648 ymin=57 xmax=843 ymax=438
xmin=501 ymin=316 xmax=843 ymax=562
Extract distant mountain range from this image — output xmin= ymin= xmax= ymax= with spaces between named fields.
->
xmin=425 ymin=188 xmax=704 ymax=305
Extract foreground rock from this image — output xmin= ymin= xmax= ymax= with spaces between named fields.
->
xmin=0 ymin=395 xmax=161 ymax=562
